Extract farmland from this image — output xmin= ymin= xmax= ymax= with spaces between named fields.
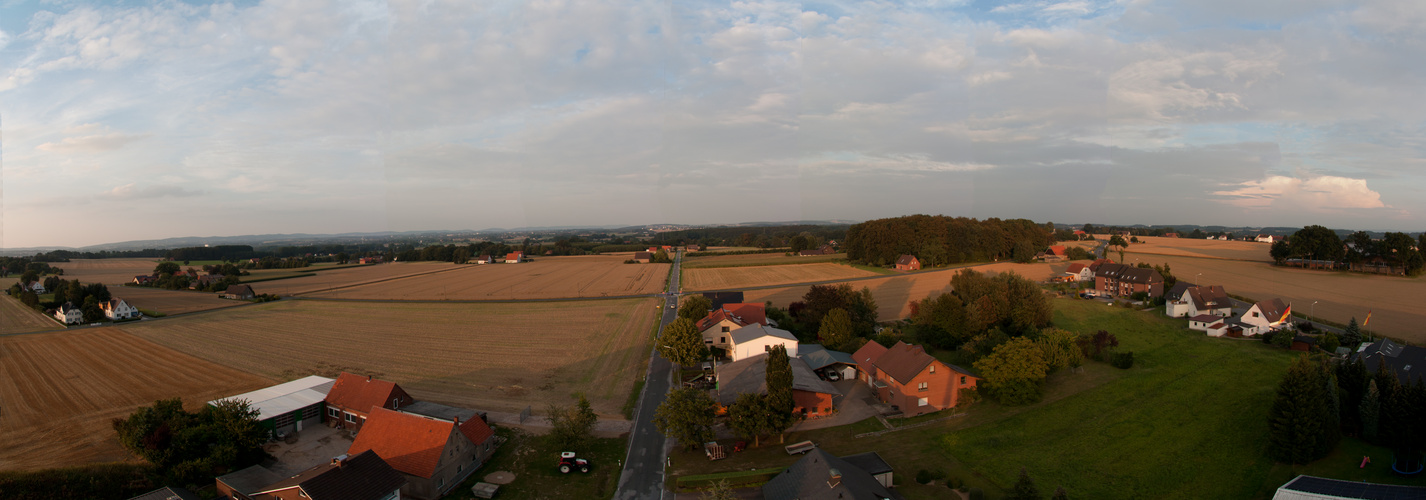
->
xmin=0 ymin=328 xmax=270 ymax=471
xmin=682 ymin=263 xmax=879 ymax=291
xmin=51 ymin=258 xmax=158 ymax=285
xmin=0 ymin=293 xmax=63 ymax=334
xmin=1124 ymin=236 xmax=1272 ymax=262
xmin=252 ymin=262 xmax=459 ymax=296
xmin=1124 ymin=251 xmax=1426 ymax=342
xmin=740 ymin=261 xmax=1061 ymax=319
xmin=304 ymin=255 xmax=668 ymax=300
xmin=681 ymin=252 xmax=847 ymax=269
xmin=122 ymin=298 xmax=659 ymax=415
xmin=109 ymin=286 xmax=245 ymax=315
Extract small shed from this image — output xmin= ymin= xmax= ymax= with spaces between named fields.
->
xmin=209 ymin=375 xmax=334 ymax=438
xmin=798 ymin=344 xmax=858 ymax=381
xmin=839 ymin=452 xmax=894 ymax=488
xmin=222 ymin=284 xmax=256 ymax=300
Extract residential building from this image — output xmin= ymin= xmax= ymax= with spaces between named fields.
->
xmin=697 ymin=303 xmax=771 ymax=350
xmin=347 ymin=407 xmax=499 ymax=500
xmin=217 ymin=464 xmax=284 ymax=500
xmin=1086 ymin=258 xmax=1116 ymax=276
xmin=504 ymin=252 xmax=523 ymax=263
xmin=762 ymin=449 xmax=903 ymax=500
xmin=894 ymin=255 xmax=921 ymax=271
xmin=359 ymin=256 xmax=385 ymax=264
xmin=853 ymin=341 xmax=979 ymax=416
xmin=1353 ymin=339 xmax=1426 ymax=384
xmin=247 ymin=451 xmax=405 ymax=500
xmin=99 ymin=298 xmax=139 ymax=320
xmin=475 ymin=255 xmax=493 ymax=264
xmin=223 ymin=284 xmax=256 ymax=300
xmin=1256 ymin=235 xmax=1276 ymax=243
xmin=1093 ymin=263 xmax=1164 ymax=298
xmin=54 ymin=303 xmax=83 ymax=325
xmin=1164 ymin=283 xmax=1232 ymax=318
xmin=715 ymin=353 xmax=841 ymax=417
xmin=728 ymin=324 xmax=799 ymax=361
xmin=1239 ymin=298 xmax=1291 ymax=332
xmin=1065 ymin=263 xmax=1092 ymax=282
xmin=127 ymin=487 xmax=201 ymax=500
xmin=210 ymin=375 xmax=334 ymax=438
xmin=133 ymin=275 xmax=155 ymax=285
xmin=324 ymin=373 xmax=415 ymax=432
xmin=702 ymin=291 xmax=745 ymax=309
xmin=798 ymin=244 xmax=835 ymax=256
xmin=1273 ymin=475 xmax=1426 ymax=500
xmin=1037 ymin=245 xmax=1067 ymax=262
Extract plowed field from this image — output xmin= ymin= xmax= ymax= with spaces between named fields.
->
xmin=0 ymin=293 xmax=63 ymax=334
xmin=1124 ymin=237 xmax=1272 ymax=262
xmin=0 ymin=328 xmax=270 ymax=471
xmin=741 ymin=262 xmax=1060 ymax=319
xmin=122 ymin=299 xmax=658 ymax=415
xmin=254 ymin=262 xmax=459 ymax=296
xmin=683 ymin=263 xmax=878 ymax=291
xmin=52 ymin=258 xmax=159 ymax=285
xmin=304 ymin=255 xmax=668 ymax=300
xmin=109 ymin=286 xmax=245 ymax=315
xmin=1122 ymin=253 xmax=1426 ymax=342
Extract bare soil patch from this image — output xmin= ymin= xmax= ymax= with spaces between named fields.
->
xmin=1124 ymin=237 xmax=1272 ymax=262
xmin=0 ymin=328 xmax=270 ymax=471
xmin=51 ymin=258 xmax=159 ymax=285
xmin=305 ymin=255 xmax=668 ymax=300
xmin=109 ymin=286 xmax=246 ymax=315
xmin=122 ymin=299 xmax=659 ymax=415
xmin=739 ymin=262 xmax=1059 ymax=320
xmin=0 ymin=293 xmax=63 ymax=335
xmin=684 ymin=263 xmax=878 ymax=291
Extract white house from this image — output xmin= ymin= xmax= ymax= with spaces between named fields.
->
xmin=1064 ymin=263 xmax=1092 ymax=282
xmin=1188 ymin=314 xmax=1219 ymax=332
xmin=1255 ymin=234 xmax=1275 ymax=243
xmin=25 ymin=281 xmax=46 ymax=293
xmin=728 ymin=324 xmax=799 ymax=361
xmin=1240 ymin=298 xmax=1290 ymax=333
xmin=1165 ymin=284 xmax=1233 ymax=318
xmin=99 ymin=298 xmax=139 ymax=320
xmin=54 ymin=303 xmax=83 ymax=325
xmin=696 ymin=303 xmax=770 ymax=349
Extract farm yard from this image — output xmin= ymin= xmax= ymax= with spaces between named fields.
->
xmin=1122 ymin=236 xmax=1272 ymax=262
xmin=0 ymin=328 xmax=270 ymax=471
xmin=51 ymin=258 xmax=159 ymax=285
xmin=1123 ymin=252 xmax=1425 ymax=342
xmin=304 ymin=255 xmax=669 ymax=300
xmin=108 ymin=286 xmax=246 ymax=315
xmin=740 ymin=261 xmax=1061 ymax=319
xmin=122 ymin=298 xmax=659 ymax=415
xmin=681 ymin=252 xmax=848 ymax=269
xmin=252 ymin=262 xmax=458 ymax=296
xmin=0 ymin=293 xmax=63 ymax=334
xmin=682 ymin=263 xmax=879 ymax=291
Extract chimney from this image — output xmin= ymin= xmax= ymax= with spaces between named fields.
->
xmin=454 ymin=416 xmax=460 ymax=425
xmin=828 ymin=468 xmax=842 ymax=488
xmin=331 ymin=454 xmax=349 ymax=467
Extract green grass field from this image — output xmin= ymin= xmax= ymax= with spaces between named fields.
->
xmin=446 ymin=428 xmax=626 ymax=500
xmin=673 ymin=297 xmax=1410 ymax=499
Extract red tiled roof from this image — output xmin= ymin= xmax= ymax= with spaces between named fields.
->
xmin=851 ymin=342 xmax=888 ymax=378
xmin=347 ymin=408 xmax=457 ymax=479
xmin=1066 ymin=263 xmax=1087 ymax=273
xmin=873 ymin=342 xmax=937 ymax=385
xmin=506 ymin=252 xmax=522 ymax=261
xmin=896 ymin=255 xmax=918 ymax=266
xmin=696 ymin=303 xmax=768 ymax=332
xmin=326 ymin=373 xmax=410 ymax=415
xmin=1049 ymin=245 xmax=1066 ymax=256
xmin=456 ymin=414 xmax=495 ymax=446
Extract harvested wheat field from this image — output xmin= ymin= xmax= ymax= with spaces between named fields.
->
xmin=1124 ymin=252 xmax=1426 ymax=343
xmin=681 ymin=252 xmax=847 ymax=269
xmin=255 ymin=262 xmax=459 ymax=296
xmin=52 ymin=258 xmax=159 ymax=285
xmin=0 ymin=328 xmax=270 ymax=471
xmin=109 ymin=286 xmax=246 ymax=315
xmin=1122 ymin=237 xmax=1272 ymax=262
xmin=306 ymin=255 xmax=668 ymax=300
xmin=683 ymin=263 xmax=878 ymax=291
xmin=0 ymin=294 xmax=63 ymax=334
xmin=741 ymin=262 xmax=1059 ymax=320
xmin=123 ymin=298 xmax=658 ymax=415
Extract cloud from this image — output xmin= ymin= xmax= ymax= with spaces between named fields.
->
xmin=102 ymin=183 xmax=205 ymax=200
xmin=36 ymin=133 xmax=149 ymax=153
xmin=803 ymin=152 xmax=997 ymax=175
xmin=1213 ymin=175 xmax=1387 ymax=210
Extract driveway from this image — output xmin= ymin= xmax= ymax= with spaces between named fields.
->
xmin=263 ymin=424 xmax=353 ymax=476
xmin=788 ymin=379 xmax=878 ymax=432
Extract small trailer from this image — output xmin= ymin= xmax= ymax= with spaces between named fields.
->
xmin=705 ymin=442 xmax=727 ymax=461
xmin=785 ymin=440 xmax=817 ymax=455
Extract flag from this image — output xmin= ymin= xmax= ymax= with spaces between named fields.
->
xmin=1363 ymin=311 xmax=1372 ymax=327
xmin=1279 ymin=305 xmax=1292 ymax=324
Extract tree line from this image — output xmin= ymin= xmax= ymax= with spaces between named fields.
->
xmin=1267 ymin=354 xmax=1426 ymax=467
xmin=649 ymin=225 xmax=848 ymax=249
xmin=1269 ymin=225 xmax=1424 ymax=276
xmin=843 ymin=215 xmax=1055 ymax=267
xmin=8 ymin=278 xmax=113 ymax=321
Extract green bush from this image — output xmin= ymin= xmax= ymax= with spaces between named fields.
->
xmin=916 ymin=469 xmax=933 ymax=484
xmin=969 ymin=487 xmax=986 ymax=500
xmin=1110 ymin=351 xmax=1134 ymax=369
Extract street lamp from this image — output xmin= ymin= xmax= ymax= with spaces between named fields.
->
xmin=1311 ymin=301 xmax=1319 ymax=326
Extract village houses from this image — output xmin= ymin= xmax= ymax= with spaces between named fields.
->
xmin=853 ymin=341 xmax=979 ymax=417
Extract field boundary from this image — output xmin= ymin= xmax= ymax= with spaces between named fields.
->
xmin=286 ymin=265 xmax=467 ymax=296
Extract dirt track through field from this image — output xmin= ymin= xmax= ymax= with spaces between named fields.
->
xmin=740 ymin=262 xmax=1061 ymax=319
xmin=304 ymin=255 xmax=669 ymax=300
xmin=0 ymin=328 xmax=270 ymax=471
xmin=122 ymin=299 xmax=658 ymax=415
xmin=0 ymin=294 xmax=63 ymax=335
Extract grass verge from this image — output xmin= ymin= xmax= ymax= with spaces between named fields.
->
xmin=623 ymin=379 xmax=645 ymax=420
xmin=446 ymin=428 xmax=627 ymax=500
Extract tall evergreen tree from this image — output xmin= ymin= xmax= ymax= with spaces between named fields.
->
xmin=1361 ymin=380 xmax=1381 ymax=443
xmin=1267 ymin=356 xmax=1338 ymax=463
xmin=765 ymin=345 xmax=797 ymax=442
xmin=1006 ymin=468 xmax=1042 ymax=500
xmin=1374 ymin=358 xmax=1403 ymax=446
xmin=1336 ymin=358 xmax=1370 ymax=436
xmin=1342 ymin=317 xmax=1362 ymax=348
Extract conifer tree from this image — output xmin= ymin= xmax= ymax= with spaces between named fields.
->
xmin=1051 ymin=487 xmax=1069 ymax=500
xmin=1006 ymin=468 xmax=1042 ymax=500
xmin=765 ymin=345 xmax=796 ymax=442
xmin=1361 ymin=380 xmax=1381 ymax=443
xmin=1342 ymin=317 xmax=1362 ymax=348
xmin=1267 ymin=356 xmax=1338 ymax=463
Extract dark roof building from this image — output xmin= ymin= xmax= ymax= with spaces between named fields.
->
xmin=253 ymin=451 xmax=406 ymax=500
xmin=715 ymin=353 xmax=840 ymax=407
xmin=1272 ymin=474 xmax=1426 ymax=500
xmin=1353 ymin=339 xmax=1426 ymax=384
xmin=763 ymin=448 xmax=904 ymax=500
xmin=217 ymin=464 xmax=284 ymax=499
xmin=127 ymin=487 xmax=201 ymax=500
xmin=702 ymin=291 xmax=745 ymax=309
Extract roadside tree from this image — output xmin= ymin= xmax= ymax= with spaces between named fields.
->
xmin=659 ymin=318 xmax=708 ymax=367
xmin=726 ymin=393 xmax=775 ymax=447
xmin=678 ymin=295 xmax=713 ymax=321
xmin=654 ymin=387 xmax=718 ymax=450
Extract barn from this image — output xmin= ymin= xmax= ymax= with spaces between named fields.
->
xmin=209 ymin=375 xmax=335 ymax=439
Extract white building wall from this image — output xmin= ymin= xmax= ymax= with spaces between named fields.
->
xmin=731 ymin=337 xmax=799 ymax=361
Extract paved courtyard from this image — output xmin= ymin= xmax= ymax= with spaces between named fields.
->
xmin=263 ymin=424 xmax=354 ymax=476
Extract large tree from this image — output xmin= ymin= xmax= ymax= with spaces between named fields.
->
xmin=1006 ymin=468 xmax=1042 ymax=500
xmin=112 ymin=397 xmax=267 ymax=484
xmin=548 ymin=394 xmax=598 ymax=451
xmin=765 ymin=345 xmax=797 ymax=441
xmin=678 ymin=295 xmax=714 ymax=321
xmin=154 ymin=261 xmax=180 ymax=276
xmin=1285 ymin=225 xmax=1345 ymax=263
xmin=1267 ymin=356 xmax=1339 ymax=463
xmin=726 ymin=393 xmax=776 ymax=447
xmin=658 ymin=318 xmax=708 ymax=367
xmin=654 ymin=387 xmax=718 ymax=450
xmin=973 ymin=337 xmax=1049 ymax=405
xmin=817 ymin=308 xmax=860 ymax=353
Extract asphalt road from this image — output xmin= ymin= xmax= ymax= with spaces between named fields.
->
xmin=615 ymin=251 xmax=680 ymax=500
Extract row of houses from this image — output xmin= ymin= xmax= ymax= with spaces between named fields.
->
xmin=1163 ymin=282 xmax=1295 ymax=338
xmin=1063 ymin=259 xmax=1165 ymax=298
xmin=208 ymin=372 xmax=500 ymax=500
xmin=473 ymin=252 xmax=523 ymax=264
xmin=51 ymin=298 xmax=139 ymax=325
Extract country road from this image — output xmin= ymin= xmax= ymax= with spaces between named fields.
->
xmin=615 ymin=250 xmax=680 ymax=500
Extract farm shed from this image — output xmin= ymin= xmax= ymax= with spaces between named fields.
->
xmin=209 ymin=375 xmax=335 ymax=439
xmin=716 ymin=353 xmax=841 ymax=417
xmin=216 ymin=464 xmax=283 ymax=500
xmin=223 ymin=284 xmax=256 ymax=300
xmin=1272 ymin=475 xmax=1426 ymax=500
xmin=798 ymin=344 xmax=857 ymax=380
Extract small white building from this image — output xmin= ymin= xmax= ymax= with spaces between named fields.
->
xmin=1240 ymin=298 xmax=1290 ymax=333
xmin=26 ymin=281 xmax=46 ymax=293
xmin=53 ymin=303 xmax=83 ymax=325
xmin=728 ymin=324 xmax=799 ymax=361
xmin=99 ymin=298 xmax=139 ymax=320
xmin=1165 ymin=284 xmax=1233 ymax=318
xmin=1065 ymin=263 xmax=1092 ymax=282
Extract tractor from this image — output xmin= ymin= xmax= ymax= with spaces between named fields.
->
xmin=558 ymin=452 xmax=590 ymax=474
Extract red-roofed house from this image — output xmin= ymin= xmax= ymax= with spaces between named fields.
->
xmin=1065 ymin=263 xmax=1092 ymax=282
xmin=324 ymin=373 xmax=414 ymax=432
xmin=347 ymin=407 xmax=499 ymax=500
xmin=895 ymin=255 xmax=921 ymax=271
xmin=504 ymin=252 xmax=523 ymax=263
xmin=697 ymin=303 xmax=771 ymax=350
xmin=852 ymin=341 xmax=978 ymax=416
xmin=1038 ymin=245 xmax=1067 ymax=262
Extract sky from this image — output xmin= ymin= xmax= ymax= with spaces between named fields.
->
xmin=0 ymin=0 xmax=1423 ymax=248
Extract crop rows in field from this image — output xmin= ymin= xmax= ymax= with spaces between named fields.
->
xmin=108 ymin=286 xmax=246 ymax=315
xmin=681 ymin=253 xmax=847 ymax=269
xmin=0 ymin=328 xmax=270 ymax=471
xmin=121 ymin=298 xmax=658 ymax=415
xmin=255 ymin=262 xmax=459 ymax=296
xmin=741 ymin=262 xmax=1061 ymax=319
xmin=682 ymin=263 xmax=878 ymax=291
xmin=0 ymin=293 xmax=63 ymax=334
xmin=52 ymin=259 xmax=159 ymax=285
xmin=305 ymin=255 xmax=669 ymax=300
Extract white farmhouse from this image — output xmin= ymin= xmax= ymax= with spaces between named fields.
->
xmin=728 ymin=324 xmax=799 ymax=361
xmin=99 ymin=298 xmax=139 ymax=320
xmin=54 ymin=303 xmax=83 ymax=325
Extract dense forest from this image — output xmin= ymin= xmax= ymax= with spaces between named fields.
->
xmin=843 ymin=215 xmax=1054 ymax=267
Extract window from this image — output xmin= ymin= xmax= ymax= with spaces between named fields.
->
xmin=457 ymin=464 xmax=463 ymax=473
xmin=960 ymin=376 xmax=967 ymax=384
xmin=720 ymin=336 xmax=726 ymax=343
xmin=328 ymin=408 xmax=340 ymax=418
xmin=917 ymin=382 xmax=928 ymax=391
xmin=438 ymin=477 xmax=445 ymax=487
xmin=929 ymin=365 xmax=935 ymax=374
xmin=918 ymin=397 xmax=929 ymax=406
xmin=1253 ymin=312 xmax=1260 ymax=318
xmin=722 ymin=326 xmax=730 ymax=332
xmin=345 ymin=413 xmax=356 ymax=423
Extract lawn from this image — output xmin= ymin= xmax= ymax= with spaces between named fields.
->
xmin=672 ymin=297 xmax=1346 ymax=499
xmin=445 ymin=428 xmax=626 ymax=500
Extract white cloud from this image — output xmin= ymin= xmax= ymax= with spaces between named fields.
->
xmin=1213 ymin=175 xmax=1387 ymax=210
xmin=103 ymin=183 xmax=204 ymax=200
xmin=36 ymin=132 xmax=149 ymax=153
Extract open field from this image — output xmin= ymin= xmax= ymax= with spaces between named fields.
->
xmin=740 ymin=262 xmax=1061 ymax=319
xmin=305 ymin=255 xmax=668 ymax=300
xmin=681 ymin=252 xmax=847 ymax=269
xmin=109 ymin=286 xmax=245 ymax=315
xmin=51 ymin=258 xmax=158 ymax=285
xmin=249 ymin=262 xmax=459 ymax=296
xmin=1126 ymin=236 xmax=1273 ymax=262
xmin=0 ymin=328 xmax=270 ymax=471
xmin=1127 ymin=252 xmax=1425 ymax=342
xmin=122 ymin=299 xmax=659 ymax=415
xmin=683 ymin=263 xmax=878 ymax=290
xmin=0 ymin=293 xmax=63 ymax=334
